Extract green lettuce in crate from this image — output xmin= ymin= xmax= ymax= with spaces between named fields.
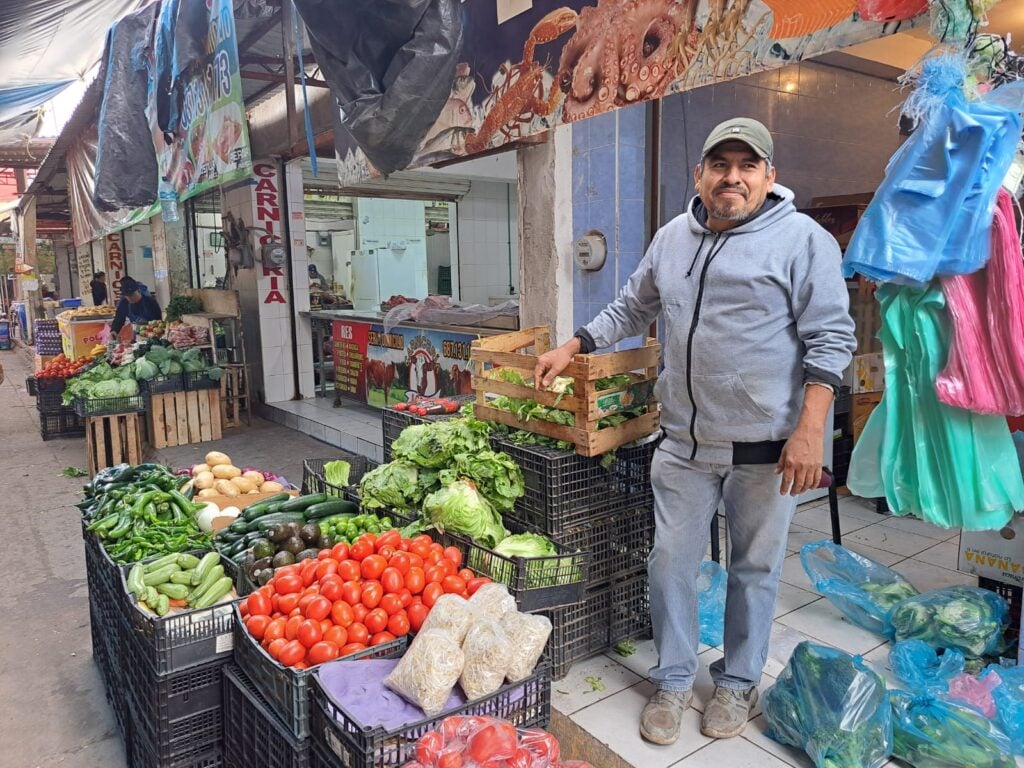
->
xmin=469 ymin=531 xmax=582 ymax=589
xmin=322 ymin=460 xmax=351 ymax=493
xmin=391 ymin=418 xmax=491 ymax=469
xmin=439 ymin=450 xmax=524 ymax=512
xmin=422 ymin=480 xmax=507 ymax=548
xmin=358 ymin=460 xmax=423 ymax=511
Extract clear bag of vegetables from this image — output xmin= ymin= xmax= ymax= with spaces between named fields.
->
xmin=887 ymin=586 xmax=1009 ymax=658
xmin=800 ymin=540 xmax=919 ymax=636
xmin=888 ymin=640 xmax=965 ymax=693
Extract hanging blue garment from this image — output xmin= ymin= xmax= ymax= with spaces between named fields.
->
xmin=846 ymin=283 xmax=1024 ymax=530
xmin=843 ymin=80 xmax=1024 ymax=285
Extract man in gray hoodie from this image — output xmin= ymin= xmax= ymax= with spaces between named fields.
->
xmin=535 ymin=117 xmax=856 ymax=745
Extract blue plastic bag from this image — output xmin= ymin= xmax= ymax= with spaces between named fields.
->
xmin=801 ymin=541 xmax=919 ymax=636
xmin=987 ymin=664 xmax=1024 ymax=755
xmin=696 ymin=560 xmax=726 ymax=647
xmin=889 ymin=640 xmax=965 ymax=692
xmin=763 ymin=641 xmax=893 ymax=768
xmin=890 ymin=690 xmax=1016 ymax=768
xmin=887 ymin=586 xmax=1010 ymax=658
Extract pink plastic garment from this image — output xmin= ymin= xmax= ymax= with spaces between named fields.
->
xmin=937 ymin=189 xmax=1024 ymax=414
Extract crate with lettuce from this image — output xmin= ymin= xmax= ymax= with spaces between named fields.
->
xmin=64 ymin=361 xmax=145 ymax=415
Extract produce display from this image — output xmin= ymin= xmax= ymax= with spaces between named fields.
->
xmin=393 ymin=398 xmax=462 ymax=416
xmin=62 ymin=361 xmax=140 ymax=404
xmin=164 ymin=295 xmax=202 ymax=323
xmin=401 ymin=718 xmax=590 ymax=768
xmin=888 ymin=586 xmax=1009 ymax=658
xmin=126 ymin=551 xmax=235 ymax=616
xmin=59 ymin=305 xmax=115 ymax=319
xmin=187 ymin=451 xmax=287 ymax=499
xmin=35 ymin=352 xmax=99 ymax=381
xmin=80 ymin=463 xmax=212 ymax=564
xmin=165 ymin=321 xmax=209 ymax=349
xmin=137 ymin=320 xmax=167 ymax=340
xmin=237 ymin=531 xmax=494 ymax=670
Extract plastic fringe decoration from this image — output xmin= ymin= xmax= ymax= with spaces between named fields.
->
xmin=900 ymin=52 xmax=967 ymax=126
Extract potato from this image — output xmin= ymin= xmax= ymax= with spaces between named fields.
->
xmin=248 ymin=489 xmax=260 ymax=494
xmin=205 ymin=451 xmax=231 ymax=467
xmin=214 ymin=479 xmax=240 ymax=497
xmin=242 ymin=470 xmax=265 ymax=485
xmin=260 ymin=481 xmax=285 ymax=493
xmin=191 ymin=463 xmax=211 ymax=477
xmin=230 ymin=476 xmax=256 ymax=494
xmin=197 ymin=488 xmax=219 ymax=498
xmin=194 ymin=471 xmax=215 ymax=490
xmin=212 ymin=464 xmax=242 ymax=480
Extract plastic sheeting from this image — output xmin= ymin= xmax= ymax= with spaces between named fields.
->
xmin=94 ymin=3 xmax=160 ymax=212
xmin=294 ymin=0 xmax=464 ymax=176
xmin=888 ymin=640 xmax=965 ymax=693
xmin=936 ymin=189 xmax=1024 ymax=414
xmin=842 ymin=77 xmax=1024 ymax=284
xmin=153 ymin=0 xmax=209 ymax=139
xmin=846 ymin=283 xmax=1024 ymax=530
xmin=382 ymin=296 xmax=519 ymax=333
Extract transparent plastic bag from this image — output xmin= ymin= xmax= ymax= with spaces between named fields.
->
xmin=420 ymin=594 xmax=477 ymax=644
xmin=402 ymin=718 xmax=567 ymax=768
xmin=889 ymin=640 xmax=965 ymax=692
xmin=800 ymin=541 xmax=919 ymax=635
xmin=384 ymin=629 xmax=465 ymax=717
xmin=987 ymin=664 xmax=1024 ymax=754
xmin=890 ymin=689 xmax=1016 ymax=768
xmin=947 ymin=671 xmax=1001 ymax=717
xmin=459 ymin=617 xmax=512 ymax=700
xmin=696 ymin=560 xmax=727 ymax=647
xmin=501 ymin=611 xmax=552 ymax=682
xmin=887 ymin=586 xmax=1009 ymax=658
xmin=762 ymin=641 xmax=892 ymax=768
xmin=469 ymin=582 xmax=516 ymax=621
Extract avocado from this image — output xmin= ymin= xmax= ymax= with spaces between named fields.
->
xmin=252 ymin=556 xmax=273 ymax=573
xmin=283 ymin=522 xmax=302 ymax=540
xmin=296 ymin=548 xmax=319 ymax=561
xmin=282 ymin=536 xmax=306 ymax=555
xmin=251 ymin=538 xmax=275 ymax=560
xmin=300 ymin=522 xmax=322 ymax=544
xmin=317 ymin=535 xmax=333 ymax=550
xmin=256 ymin=569 xmax=274 ymax=586
xmin=272 ymin=550 xmax=296 ymax=568
xmin=266 ymin=523 xmax=290 ymax=543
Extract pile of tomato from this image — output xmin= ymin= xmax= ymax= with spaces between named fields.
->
xmin=239 ymin=530 xmax=491 ymax=670
xmin=36 ymin=353 xmax=94 ymax=380
xmin=403 ymin=717 xmax=592 ymax=768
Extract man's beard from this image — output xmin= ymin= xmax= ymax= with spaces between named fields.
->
xmin=708 ymin=202 xmax=751 ymax=222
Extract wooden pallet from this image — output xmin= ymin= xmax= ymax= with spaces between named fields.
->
xmin=148 ymin=390 xmax=223 ymax=449
xmin=86 ymin=413 xmax=144 ymax=475
xmin=470 ymin=326 xmax=661 ymax=457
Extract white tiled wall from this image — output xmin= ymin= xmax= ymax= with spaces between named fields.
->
xmin=122 ymin=224 xmax=156 ymax=289
xmin=456 ymin=180 xmax=519 ymax=305
xmin=285 ymin=160 xmax=316 ymax=399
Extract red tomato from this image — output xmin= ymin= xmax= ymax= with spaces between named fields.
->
xmin=239 ymin=598 xmax=250 ymax=619
xmin=409 ymin=537 xmax=432 ymax=559
xmin=437 ymin=753 xmax=464 ymax=768
xmin=375 ymin=530 xmax=401 ymax=551
xmin=408 ymin=553 xmax=425 ymax=569
xmin=422 ymin=582 xmax=445 ymax=608
xmin=320 ymin=619 xmax=333 ymax=636
xmin=466 ymin=577 xmax=491 ymax=596
xmin=302 ymin=584 xmax=321 ymax=597
xmin=350 ymin=536 xmax=375 ymax=561
xmin=352 ymin=603 xmax=369 ymax=622
xmin=338 ymin=559 xmax=361 ymax=582
xmin=467 ymin=721 xmax=518 ymax=762
xmin=405 ymin=567 xmax=426 ymax=595
xmin=380 ymin=567 xmax=404 ymax=594
xmin=399 ymin=538 xmax=412 ymax=552
xmin=324 ymin=625 xmax=348 ymax=647
xmin=298 ymin=594 xmax=317 ymax=613
xmin=364 ymin=608 xmax=388 ymax=634
xmin=377 ymin=545 xmax=395 ymax=560
xmin=347 ymin=622 xmax=369 ymax=645
xmin=275 ymin=573 xmax=302 ymax=595
xmin=425 ymin=565 xmax=446 ymax=585
xmin=380 ymin=594 xmax=404 ymax=616
xmin=278 ymin=640 xmax=306 ymax=667
xmin=370 ymin=631 xmax=396 ymax=646
xmin=317 ymin=548 xmax=332 ymax=561
xmin=305 ymin=596 xmax=332 ymax=621
xmin=341 ymin=581 xmax=362 ymax=606
xmin=407 ymin=603 xmax=429 ymax=632
xmin=285 ymin=615 xmax=304 ymax=641
xmin=387 ymin=612 xmax=410 ymax=637
xmin=246 ymin=615 xmax=271 ymax=640
xmin=339 ymin=642 xmax=368 ymax=657
xmin=440 ymin=559 xmax=458 ymax=578
xmin=300 ymin=560 xmax=319 ymax=587
xmin=248 ymin=592 xmax=272 ymax=617
xmin=330 ymin=542 xmax=350 ymax=561
xmin=276 ymin=564 xmax=302 ymax=578
xmin=297 ymin=619 xmax=323 ymax=649
xmin=389 ymin=552 xmax=411 ymax=576
xmin=320 ymin=577 xmax=343 ymax=602
xmin=443 ymin=546 xmax=463 ymax=568
xmin=307 ymin=641 xmax=340 ymax=666
xmin=267 ymin=638 xmax=288 ymax=660
xmin=361 ymin=581 xmax=383 ymax=609
xmin=360 ymin=554 xmax=388 ymax=580
xmin=289 ymin=607 xmax=303 ymax=619
xmin=294 ymin=661 xmax=309 ymax=671
xmin=264 ymin=618 xmax=287 ymax=643
xmin=425 ymin=549 xmax=443 ymax=566
xmin=256 ymin=584 xmax=275 ymax=601
xmin=416 ymin=731 xmax=444 ymax=765
xmin=442 ymin=575 xmax=468 ymax=595
xmin=398 ymin=588 xmax=413 ymax=608
xmin=331 ymin=600 xmax=355 ymax=628
xmin=315 ymin=560 xmax=339 ymax=580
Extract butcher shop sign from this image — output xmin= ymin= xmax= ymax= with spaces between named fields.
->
xmin=254 ymin=163 xmax=287 ymax=305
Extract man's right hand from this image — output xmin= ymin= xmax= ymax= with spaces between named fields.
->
xmin=534 ymin=337 xmax=581 ymax=389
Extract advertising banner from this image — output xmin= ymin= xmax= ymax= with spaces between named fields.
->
xmin=332 ymin=319 xmax=371 ymax=401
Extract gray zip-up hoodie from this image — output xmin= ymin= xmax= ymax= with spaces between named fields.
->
xmin=583 ymin=183 xmax=856 ymax=465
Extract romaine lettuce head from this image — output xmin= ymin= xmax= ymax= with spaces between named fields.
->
xmin=359 ymin=461 xmax=421 ymax=511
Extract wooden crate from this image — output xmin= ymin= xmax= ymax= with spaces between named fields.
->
xmin=470 ymin=326 xmax=661 ymax=457
xmin=220 ymin=364 xmax=250 ymax=429
xmin=148 ymin=390 xmax=223 ymax=449
xmin=86 ymin=413 xmax=144 ymax=475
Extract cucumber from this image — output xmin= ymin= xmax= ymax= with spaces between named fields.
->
xmin=227 ymin=518 xmax=250 ymax=534
xmin=241 ymin=493 xmax=291 ymax=521
xmin=253 ymin=512 xmax=308 ymax=532
xmin=303 ymin=500 xmax=359 ymax=520
xmin=277 ymin=493 xmax=328 ymax=512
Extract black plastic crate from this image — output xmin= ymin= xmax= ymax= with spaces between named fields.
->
xmin=185 ymin=370 xmax=223 ymax=391
xmin=223 ymin=665 xmax=310 ymax=768
xmin=40 ymin=410 xmax=85 ymax=440
xmin=310 ymin=660 xmax=550 ymax=768
xmin=492 ymin=436 xmax=656 ymax=535
xmin=979 ymin=576 xmax=1022 ymax=648
xmin=555 ymin=505 xmax=655 ymax=586
xmin=26 ymin=376 xmax=37 ymax=396
xmin=74 ymin=393 xmax=148 ymax=417
xmin=544 ymin=569 xmax=651 ymax=680
xmin=118 ymin=554 xmax=237 ymax=675
xmin=833 ymin=385 xmax=852 ymax=418
xmin=232 ymin=603 xmax=409 ymax=740
xmin=141 ymin=372 xmax=186 ymax=394
xmin=302 ymin=455 xmax=379 ymax=499
xmin=831 ymin=435 xmax=854 ymax=486
xmin=439 ymin=518 xmax=587 ymax=611
xmin=36 ymin=374 xmax=68 ymax=392
xmin=82 ymin=520 xmax=124 ymax=607
xmin=222 ymin=555 xmax=256 ymax=598
xmin=381 ymin=399 xmax=471 ymax=460
xmin=130 ymin=726 xmax=224 ymax=768
xmin=36 ymin=387 xmax=70 ymax=413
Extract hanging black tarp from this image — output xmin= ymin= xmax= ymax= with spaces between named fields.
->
xmin=293 ymin=0 xmax=464 ymax=176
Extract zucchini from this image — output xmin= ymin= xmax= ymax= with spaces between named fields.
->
xmin=169 ymin=571 xmax=194 ymax=586
xmin=155 ymin=582 xmax=190 ymax=600
xmin=241 ymin=493 xmax=291 ymax=521
xmin=142 ymin=553 xmax=180 ymax=573
xmin=191 ymin=552 xmax=221 ymax=586
xmin=176 ymin=553 xmax=201 ymax=570
xmin=127 ymin=564 xmax=146 ymax=599
xmin=188 ymin=565 xmax=226 ymax=604
xmin=143 ymin=563 xmax=179 ymax=586
xmin=154 ymin=593 xmax=170 ymax=616
xmin=303 ymin=500 xmax=358 ymax=520
xmin=278 ymin=493 xmax=328 ymax=512
xmin=191 ymin=577 xmax=233 ymax=609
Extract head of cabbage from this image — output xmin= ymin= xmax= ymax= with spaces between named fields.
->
xmin=423 ymin=480 xmax=507 ymax=548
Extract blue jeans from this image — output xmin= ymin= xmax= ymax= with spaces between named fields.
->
xmin=648 ymin=442 xmax=797 ymax=692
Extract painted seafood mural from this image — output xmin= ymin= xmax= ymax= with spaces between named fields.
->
xmin=335 ymin=0 xmax=929 ymax=186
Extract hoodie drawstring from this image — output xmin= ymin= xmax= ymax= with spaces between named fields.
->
xmin=686 ymin=234 xmax=707 ymax=278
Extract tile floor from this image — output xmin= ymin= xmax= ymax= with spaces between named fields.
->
xmin=553 ymin=493 xmax=1023 ymax=768
xmin=265 ymin=395 xmax=386 ymax=462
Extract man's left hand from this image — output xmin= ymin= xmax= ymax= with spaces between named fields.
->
xmin=775 ymin=427 xmax=823 ymax=496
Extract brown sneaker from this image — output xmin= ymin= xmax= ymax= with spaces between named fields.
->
xmin=639 ymin=688 xmax=693 ymax=745
xmin=700 ymin=686 xmax=758 ymax=739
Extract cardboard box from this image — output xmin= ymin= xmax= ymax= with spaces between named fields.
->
xmin=799 ymin=203 xmax=868 ymax=249
xmin=853 ymin=353 xmax=884 ymax=394
xmin=851 ymin=392 xmax=883 ymax=443
xmin=958 ymin=514 xmax=1024 ymax=588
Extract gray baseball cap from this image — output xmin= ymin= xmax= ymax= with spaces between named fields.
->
xmin=702 ymin=117 xmax=773 ymax=162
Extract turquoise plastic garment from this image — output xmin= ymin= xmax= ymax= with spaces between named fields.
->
xmin=847 ymin=283 xmax=1024 ymax=530
xmin=842 ymin=77 xmax=1024 ymax=284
